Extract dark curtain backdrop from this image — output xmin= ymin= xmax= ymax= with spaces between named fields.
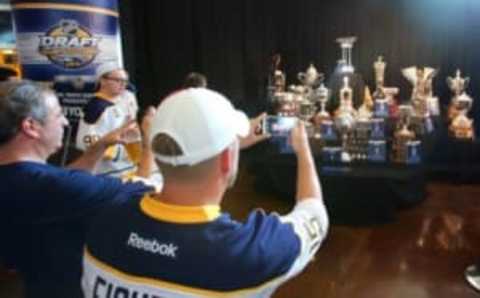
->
xmin=118 ymin=0 xmax=480 ymax=130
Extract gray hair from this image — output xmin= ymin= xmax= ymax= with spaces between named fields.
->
xmin=0 ymin=80 xmax=51 ymax=145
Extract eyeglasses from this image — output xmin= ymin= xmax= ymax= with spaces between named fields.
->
xmin=103 ymin=76 xmax=129 ymax=84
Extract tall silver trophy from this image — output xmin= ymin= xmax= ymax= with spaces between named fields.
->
xmin=336 ymin=36 xmax=357 ymax=73
xmin=334 ymin=77 xmax=357 ymax=162
xmin=446 ymin=69 xmax=474 ymax=139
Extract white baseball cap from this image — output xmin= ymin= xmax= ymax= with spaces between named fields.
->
xmin=150 ymin=88 xmax=250 ymax=166
xmin=95 ymin=62 xmax=123 ymax=81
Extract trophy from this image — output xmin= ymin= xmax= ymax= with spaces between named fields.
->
xmin=334 ymin=77 xmax=357 ymax=162
xmin=267 ymin=54 xmax=286 ymax=102
xmin=449 ymin=112 xmax=474 ymax=140
xmin=313 ymin=82 xmax=331 ymax=124
xmin=447 ymin=69 xmax=469 ymax=97
xmin=298 ymin=63 xmax=323 ymax=89
xmin=446 ymin=70 xmax=474 ymax=139
xmin=402 ymin=66 xmax=437 ymax=135
xmin=392 ymin=105 xmax=417 ymax=163
xmin=357 ymin=86 xmax=373 ymax=121
xmin=372 ymin=56 xmax=389 ymax=118
xmin=272 ymin=70 xmax=286 ymax=94
xmin=273 ymin=92 xmax=296 ymax=116
xmin=402 ymin=66 xmax=439 ymax=116
xmin=336 ymin=36 xmax=357 ymax=73
xmin=335 ymin=76 xmax=356 ymax=118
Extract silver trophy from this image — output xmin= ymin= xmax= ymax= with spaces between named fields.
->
xmin=334 ymin=76 xmax=357 ymax=162
xmin=313 ymin=82 xmax=330 ymax=119
xmin=298 ymin=63 xmax=323 ymax=88
xmin=336 ymin=36 xmax=357 ymax=73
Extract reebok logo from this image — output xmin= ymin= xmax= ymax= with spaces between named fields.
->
xmin=126 ymin=232 xmax=178 ymax=258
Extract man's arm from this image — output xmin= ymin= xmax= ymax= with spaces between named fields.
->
xmin=277 ymin=121 xmax=328 ymax=278
xmin=135 ymin=106 xmax=156 ymax=178
xmin=67 ymin=121 xmax=137 ymax=171
xmin=290 ymin=121 xmax=322 ymax=202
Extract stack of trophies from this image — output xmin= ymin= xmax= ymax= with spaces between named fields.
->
xmin=267 ymin=36 xmax=475 ymax=164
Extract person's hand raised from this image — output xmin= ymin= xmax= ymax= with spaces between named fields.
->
xmin=239 ymin=112 xmax=270 ymax=149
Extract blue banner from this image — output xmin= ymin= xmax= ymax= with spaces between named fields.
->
xmin=11 ymin=0 xmax=122 ymax=81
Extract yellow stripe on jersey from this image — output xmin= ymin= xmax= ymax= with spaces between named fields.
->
xmin=140 ymin=195 xmax=221 ymax=224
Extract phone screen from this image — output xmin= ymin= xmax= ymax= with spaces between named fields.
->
xmin=264 ymin=116 xmax=297 ymax=137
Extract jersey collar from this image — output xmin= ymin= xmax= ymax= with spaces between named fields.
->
xmin=140 ymin=195 xmax=221 ymax=224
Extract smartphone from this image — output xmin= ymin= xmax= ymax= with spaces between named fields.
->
xmin=263 ymin=115 xmax=297 ymax=137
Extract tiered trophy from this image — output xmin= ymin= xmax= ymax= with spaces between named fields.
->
xmin=446 ymin=69 xmax=474 ymax=139
xmin=402 ymin=66 xmax=438 ymax=135
xmin=372 ymin=56 xmax=389 ymax=118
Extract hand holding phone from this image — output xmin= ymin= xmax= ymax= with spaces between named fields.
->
xmin=262 ymin=115 xmax=297 ymax=137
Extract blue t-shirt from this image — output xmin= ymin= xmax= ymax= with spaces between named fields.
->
xmin=0 ymin=161 xmax=151 ymax=298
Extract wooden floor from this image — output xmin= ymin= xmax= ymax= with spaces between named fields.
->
xmin=1 ymin=166 xmax=480 ymax=298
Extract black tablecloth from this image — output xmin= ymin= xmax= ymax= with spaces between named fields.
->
xmin=246 ymin=143 xmax=427 ymax=226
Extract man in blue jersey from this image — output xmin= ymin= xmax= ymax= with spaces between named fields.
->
xmin=83 ymin=88 xmax=329 ymax=297
xmin=0 ymin=80 xmax=155 ymax=298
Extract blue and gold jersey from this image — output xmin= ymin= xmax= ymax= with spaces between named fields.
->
xmin=0 ymin=161 xmax=152 ymax=298
xmin=83 ymin=196 xmax=328 ymax=297
xmin=75 ymin=91 xmax=139 ymax=177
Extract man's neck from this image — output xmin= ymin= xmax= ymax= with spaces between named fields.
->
xmin=98 ymin=89 xmax=120 ymax=100
xmin=0 ymin=140 xmax=46 ymax=165
xmin=153 ymin=181 xmax=225 ymax=206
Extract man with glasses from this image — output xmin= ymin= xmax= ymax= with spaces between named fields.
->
xmin=76 ymin=62 xmax=155 ymax=180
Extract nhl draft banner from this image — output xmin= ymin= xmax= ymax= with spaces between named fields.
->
xmin=11 ymin=0 xmax=122 ymax=80
xmin=11 ymin=0 xmax=123 ymax=135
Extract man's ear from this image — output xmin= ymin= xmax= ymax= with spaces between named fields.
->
xmin=20 ymin=118 xmax=41 ymax=139
xmin=219 ymin=146 xmax=233 ymax=175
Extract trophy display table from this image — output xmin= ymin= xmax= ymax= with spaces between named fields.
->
xmin=247 ymin=142 xmax=427 ymax=226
